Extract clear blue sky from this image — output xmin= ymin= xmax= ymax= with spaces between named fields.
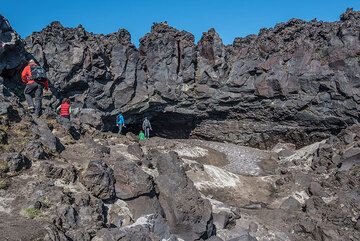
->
xmin=2 ymin=0 xmax=360 ymax=46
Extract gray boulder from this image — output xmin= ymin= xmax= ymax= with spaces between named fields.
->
xmin=31 ymin=118 xmax=64 ymax=153
xmin=0 ymin=152 xmax=31 ymax=172
xmin=155 ymin=151 xmax=214 ymax=240
xmin=24 ymin=141 xmax=47 ymax=160
xmin=113 ymin=156 xmax=155 ymax=199
xmin=40 ymin=161 xmax=77 ymax=183
xmin=127 ymin=143 xmax=144 ymax=159
xmin=80 ymin=160 xmax=115 ymax=201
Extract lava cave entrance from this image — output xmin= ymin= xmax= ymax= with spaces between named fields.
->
xmin=106 ymin=112 xmax=198 ymax=139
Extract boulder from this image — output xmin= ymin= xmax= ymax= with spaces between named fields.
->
xmin=127 ymin=143 xmax=144 ymax=158
xmin=0 ymin=152 xmax=31 ymax=172
xmin=31 ymin=118 xmax=64 ymax=153
xmin=107 ymin=199 xmax=134 ymax=227
xmin=24 ymin=141 xmax=47 ymax=160
xmin=272 ymin=142 xmax=296 ymax=158
xmin=54 ymin=193 xmax=106 ymax=236
xmin=155 ymin=151 xmax=214 ymax=240
xmin=40 ymin=161 xmax=77 ymax=183
xmin=80 ymin=160 xmax=115 ymax=201
xmin=280 ymin=196 xmax=302 ymax=210
xmin=78 ymin=109 xmax=103 ymax=130
xmin=308 ymin=181 xmax=324 ymax=196
xmin=113 ymin=156 xmax=155 ymax=200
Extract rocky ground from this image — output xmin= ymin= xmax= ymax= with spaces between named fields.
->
xmin=1 ymin=8 xmax=360 ymax=241
xmin=0 ymin=99 xmax=360 ymax=240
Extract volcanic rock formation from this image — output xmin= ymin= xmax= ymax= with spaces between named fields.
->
xmin=0 ymin=8 xmax=360 ymax=241
xmin=20 ymin=8 xmax=360 ymax=148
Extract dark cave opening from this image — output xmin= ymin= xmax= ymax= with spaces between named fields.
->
xmin=104 ymin=111 xmax=199 ymax=139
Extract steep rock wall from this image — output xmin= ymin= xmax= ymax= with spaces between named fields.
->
xmin=15 ymin=9 xmax=360 ymax=147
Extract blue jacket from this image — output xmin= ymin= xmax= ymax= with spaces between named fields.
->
xmin=116 ymin=114 xmax=124 ymax=125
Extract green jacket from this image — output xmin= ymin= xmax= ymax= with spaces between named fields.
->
xmin=139 ymin=132 xmax=145 ymax=140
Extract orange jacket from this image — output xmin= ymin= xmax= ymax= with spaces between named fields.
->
xmin=21 ymin=63 xmax=49 ymax=90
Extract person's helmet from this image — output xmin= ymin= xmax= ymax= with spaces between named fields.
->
xmin=28 ymin=59 xmax=35 ymax=64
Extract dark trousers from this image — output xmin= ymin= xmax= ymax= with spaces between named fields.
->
xmin=24 ymin=82 xmax=43 ymax=116
xmin=144 ymin=128 xmax=150 ymax=138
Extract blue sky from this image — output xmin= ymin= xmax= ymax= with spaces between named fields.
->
xmin=2 ymin=0 xmax=360 ymax=46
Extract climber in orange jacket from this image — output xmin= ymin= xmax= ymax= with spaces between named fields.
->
xmin=21 ymin=59 xmax=49 ymax=117
xmin=56 ymin=98 xmax=72 ymax=120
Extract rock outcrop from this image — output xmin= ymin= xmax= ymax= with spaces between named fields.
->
xmin=20 ymin=8 xmax=360 ymax=148
xmin=155 ymin=151 xmax=214 ymax=240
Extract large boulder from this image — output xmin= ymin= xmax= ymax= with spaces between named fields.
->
xmin=31 ymin=118 xmax=64 ymax=153
xmin=113 ymin=156 xmax=155 ymax=199
xmin=155 ymin=151 xmax=214 ymax=240
xmin=0 ymin=152 xmax=31 ymax=172
xmin=80 ymin=160 xmax=115 ymax=201
xmin=112 ymin=156 xmax=162 ymax=220
xmin=40 ymin=161 xmax=77 ymax=183
xmin=53 ymin=193 xmax=106 ymax=236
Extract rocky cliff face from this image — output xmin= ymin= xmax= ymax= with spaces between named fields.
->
xmin=1 ymin=10 xmax=360 ymax=241
xmin=21 ymin=9 xmax=360 ymax=148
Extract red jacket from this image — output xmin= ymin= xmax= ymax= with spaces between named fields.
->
xmin=60 ymin=102 xmax=70 ymax=116
xmin=21 ymin=63 xmax=49 ymax=90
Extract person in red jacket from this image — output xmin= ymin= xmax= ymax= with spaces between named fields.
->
xmin=21 ymin=59 xmax=49 ymax=117
xmin=56 ymin=98 xmax=72 ymax=120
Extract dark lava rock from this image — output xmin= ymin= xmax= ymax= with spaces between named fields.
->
xmin=53 ymin=193 xmax=106 ymax=236
xmin=155 ymin=151 xmax=214 ymax=240
xmin=280 ymin=196 xmax=302 ymax=210
xmin=78 ymin=109 xmax=104 ymax=130
xmin=213 ymin=210 xmax=232 ymax=230
xmin=308 ymin=181 xmax=323 ymax=196
xmin=0 ymin=152 xmax=31 ymax=172
xmin=31 ymin=118 xmax=64 ymax=153
xmin=80 ymin=160 xmax=115 ymax=201
xmin=0 ymin=15 xmax=26 ymax=82
xmin=84 ymin=139 xmax=110 ymax=157
xmin=127 ymin=143 xmax=144 ymax=158
xmin=113 ymin=155 xmax=155 ymax=199
xmin=24 ymin=141 xmax=47 ymax=160
xmin=40 ymin=161 xmax=77 ymax=183
xmin=44 ymin=225 xmax=70 ymax=241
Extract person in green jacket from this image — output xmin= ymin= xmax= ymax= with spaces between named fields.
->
xmin=138 ymin=130 xmax=145 ymax=141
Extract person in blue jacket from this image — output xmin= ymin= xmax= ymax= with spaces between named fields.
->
xmin=116 ymin=112 xmax=125 ymax=134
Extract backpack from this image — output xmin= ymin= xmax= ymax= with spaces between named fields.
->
xmin=30 ymin=65 xmax=47 ymax=80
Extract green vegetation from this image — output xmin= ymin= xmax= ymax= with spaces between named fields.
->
xmin=0 ymin=161 xmax=9 ymax=173
xmin=40 ymin=197 xmax=51 ymax=208
xmin=0 ymin=178 xmax=9 ymax=189
xmin=22 ymin=207 xmax=41 ymax=219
